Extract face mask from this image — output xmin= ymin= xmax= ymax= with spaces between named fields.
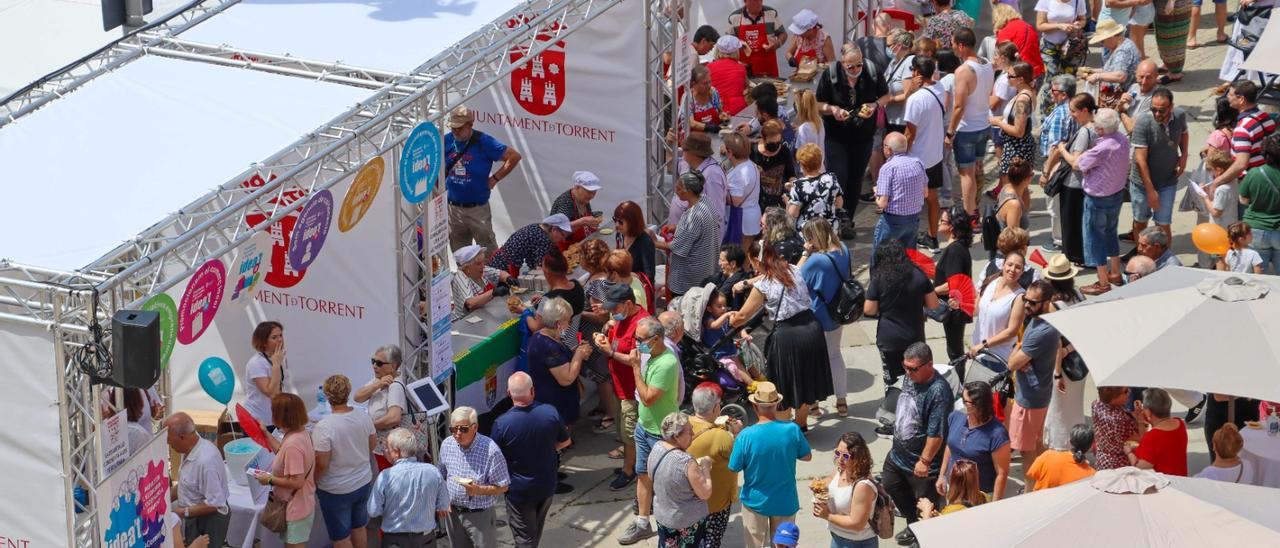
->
xmin=765 ymin=141 xmax=781 ymax=152
xmin=637 ymin=341 xmax=653 ymax=354
xmin=611 ymin=312 xmax=627 ymax=322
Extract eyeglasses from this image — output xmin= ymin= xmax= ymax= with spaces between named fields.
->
xmin=450 ymin=425 xmax=474 ymax=434
xmin=371 ymin=358 xmax=392 ymax=366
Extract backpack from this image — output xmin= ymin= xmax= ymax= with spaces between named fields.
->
xmin=864 ymin=478 xmax=897 ymax=539
xmin=980 ymin=203 xmax=1002 ymax=255
xmin=821 ymin=252 xmax=865 ymax=325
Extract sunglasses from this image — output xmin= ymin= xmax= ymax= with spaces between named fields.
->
xmin=904 ymin=363 xmax=926 ymax=374
xmin=450 ymin=425 xmax=474 ymax=434
xmin=834 ymin=450 xmax=852 ymax=461
xmin=1024 ymin=297 xmax=1047 ymax=306
xmin=1150 ymin=107 xmax=1170 ymax=114
xmin=371 ymin=358 xmax=392 ymax=366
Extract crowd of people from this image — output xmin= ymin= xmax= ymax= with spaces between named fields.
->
xmin=134 ymin=1 xmax=1280 ymax=547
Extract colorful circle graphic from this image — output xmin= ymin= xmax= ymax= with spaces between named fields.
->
xmin=399 ymin=122 xmax=442 ymax=204
xmin=340 ymin=157 xmax=384 ymax=232
xmin=141 ymin=293 xmax=177 ymax=369
xmin=177 ymin=259 xmax=226 ymax=345
xmin=288 ymin=189 xmax=334 ymax=272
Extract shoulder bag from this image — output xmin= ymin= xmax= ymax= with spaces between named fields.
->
xmin=374 ymin=382 xmax=433 ymax=462
xmin=260 ymin=443 xmax=314 ymax=533
xmin=821 ymin=252 xmax=866 ymax=325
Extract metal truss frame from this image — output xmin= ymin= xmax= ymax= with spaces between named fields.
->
xmin=0 ymin=0 xmax=628 ymax=545
xmin=0 ymin=0 xmax=242 ymax=126
xmin=644 ymin=0 xmax=679 ymax=227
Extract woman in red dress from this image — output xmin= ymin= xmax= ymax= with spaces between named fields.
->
xmin=1126 ymin=388 xmax=1190 ymax=476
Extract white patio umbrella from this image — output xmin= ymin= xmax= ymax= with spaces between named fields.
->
xmin=912 ymin=467 xmax=1280 ymax=547
xmin=1041 ymin=267 xmax=1280 ymax=404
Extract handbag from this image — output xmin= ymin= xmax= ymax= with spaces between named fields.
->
xmin=822 ymin=252 xmax=866 ymax=325
xmin=374 ymin=382 xmax=433 ymax=462
xmin=1043 ymin=162 xmax=1071 ymax=198
xmin=1061 ymin=350 xmax=1088 ymax=382
xmin=260 ymin=444 xmax=314 ymax=533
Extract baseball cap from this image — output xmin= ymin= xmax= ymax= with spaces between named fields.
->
xmin=772 ymin=522 xmax=800 ymax=546
xmin=788 ymin=9 xmax=820 ymax=35
xmin=542 ymin=213 xmax=572 ymax=233
xmin=448 ymin=106 xmax=474 ymax=128
xmin=572 ymin=170 xmax=602 ymax=191
xmin=601 ymin=283 xmax=636 ymax=311
xmin=453 ymin=244 xmax=484 ymax=265
xmin=715 ymin=35 xmax=743 ymax=55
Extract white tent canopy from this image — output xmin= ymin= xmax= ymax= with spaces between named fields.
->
xmin=182 ymin=0 xmax=527 ymax=74
xmin=0 ymin=55 xmax=370 ymax=270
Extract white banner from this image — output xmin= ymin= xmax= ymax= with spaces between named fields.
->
xmin=476 ymin=0 xmax=648 ymax=240
xmin=0 ymin=322 xmax=69 ymax=546
xmin=96 ymin=432 xmax=173 ymax=548
xmin=692 ymin=0 xmax=848 ymax=69
xmin=167 ymin=153 xmax=400 ymax=414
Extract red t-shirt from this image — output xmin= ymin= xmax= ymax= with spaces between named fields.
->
xmin=707 ymin=58 xmax=749 ymax=115
xmin=997 ymin=19 xmax=1045 ymax=78
xmin=607 ymin=309 xmax=650 ymax=400
xmin=1133 ymin=419 xmax=1189 ymax=476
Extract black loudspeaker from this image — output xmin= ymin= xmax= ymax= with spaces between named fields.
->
xmin=108 ymin=309 xmax=161 ymax=389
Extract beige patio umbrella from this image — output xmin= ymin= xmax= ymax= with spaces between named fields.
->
xmin=1040 ymin=267 xmax=1280 ymax=404
xmin=912 ymin=467 xmax=1280 ymax=547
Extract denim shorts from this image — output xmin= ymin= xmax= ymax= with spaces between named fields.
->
xmin=633 ymin=422 xmax=663 ymax=476
xmin=1130 ymin=3 xmax=1155 ymax=25
xmin=1129 ymin=181 xmax=1177 ymax=225
xmin=953 ymin=129 xmax=990 ymax=168
xmin=1084 ymin=191 xmax=1124 ymax=267
xmin=317 ymin=481 xmax=372 ymax=540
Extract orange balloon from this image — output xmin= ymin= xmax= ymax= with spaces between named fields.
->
xmin=1192 ymin=223 xmax=1230 ymax=255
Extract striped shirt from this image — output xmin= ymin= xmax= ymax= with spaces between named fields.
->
xmin=1232 ymin=108 xmax=1277 ymax=170
xmin=437 ymin=434 xmax=510 ymax=510
xmin=1076 ymin=131 xmax=1130 ymax=197
xmin=668 ymin=199 xmax=721 ymax=295
xmin=451 ymin=267 xmax=504 ymax=320
xmin=876 ymin=154 xmax=927 ymax=215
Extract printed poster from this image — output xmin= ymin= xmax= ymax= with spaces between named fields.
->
xmin=427 ymin=193 xmax=448 ymax=256
xmin=100 ymin=412 xmax=129 ymax=477
xmin=96 ymin=433 xmax=173 ymax=548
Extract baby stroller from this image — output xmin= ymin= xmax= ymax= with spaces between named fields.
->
xmin=677 ymin=324 xmax=752 ymax=424
xmin=874 ymin=354 xmax=968 ymax=428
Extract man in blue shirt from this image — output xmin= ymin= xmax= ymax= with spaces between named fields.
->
xmin=492 ymin=372 xmax=570 ymax=548
xmin=882 ymin=342 xmax=951 ymax=546
xmin=367 ymin=428 xmax=451 ymax=547
xmin=1007 ymin=280 xmax=1062 ymax=490
xmin=728 ymin=382 xmax=811 ymax=548
xmin=446 ymin=105 xmax=523 ymax=253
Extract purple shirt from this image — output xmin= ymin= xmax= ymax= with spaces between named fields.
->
xmin=670 ymin=157 xmax=728 ymax=234
xmin=876 ymin=153 xmax=927 ymax=215
xmin=1076 ymin=131 xmax=1130 ymax=198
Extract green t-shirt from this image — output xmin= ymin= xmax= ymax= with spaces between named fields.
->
xmin=1240 ymin=164 xmax=1280 ymax=231
xmin=638 ymin=351 xmax=680 ymax=435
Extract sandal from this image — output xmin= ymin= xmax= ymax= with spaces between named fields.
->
xmin=836 ymin=401 xmax=849 ymax=417
xmin=592 ymin=416 xmax=616 ymax=434
xmin=607 ymin=446 xmax=625 ymax=459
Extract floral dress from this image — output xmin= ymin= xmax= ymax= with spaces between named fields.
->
xmin=786 ymin=172 xmax=843 ymax=230
xmin=1092 ymin=399 xmax=1139 ymax=470
xmin=999 ymin=91 xmax=1037 ymax=173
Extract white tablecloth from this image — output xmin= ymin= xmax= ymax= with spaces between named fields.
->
xmin=226 ymin=479 xmax=332 ymax=547
xmin=1240 ymin=427 xmax=1280 ymax=488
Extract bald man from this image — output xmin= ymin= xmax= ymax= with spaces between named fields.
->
xmin=1119 ymin=60 xmax=1160 ymax=135
xmin=165 ymin=412 xmax=230 ymax=547
xmin=872 ymin=131 xmax=929 ymax=258
xmin=492 ymin=372 xmax=571 ymax=548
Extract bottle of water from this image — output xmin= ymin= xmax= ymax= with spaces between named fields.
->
xmin=1268 ymin=410 xmax=1279 ymax=437
xmin=316 ymin=386 xmax=330 ymax=416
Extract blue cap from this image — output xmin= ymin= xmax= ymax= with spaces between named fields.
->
xmin=772 ymin=521 xmax=800 ymax=546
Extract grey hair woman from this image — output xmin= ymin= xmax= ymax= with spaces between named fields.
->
xmin=353 ymin=344 xmax=407 ymax=469
xmin=650 ymin=412 xmax=712 ymax=546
